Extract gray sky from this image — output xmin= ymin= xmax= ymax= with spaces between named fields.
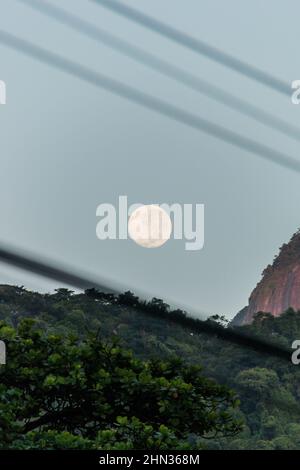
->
xmin=0 ymin=0 xmax=300 ymax=319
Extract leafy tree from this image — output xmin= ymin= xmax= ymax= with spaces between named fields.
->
xmin=0 ymin=319 xmax=241 ymax=449
xmin=1 ymin=285 xmax=300 ymax=449
xmin=236 ymin=368 xmax=279 ymax=397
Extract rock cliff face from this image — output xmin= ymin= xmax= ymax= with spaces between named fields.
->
xmin=232 ymin=231 xmax=300 ymax=325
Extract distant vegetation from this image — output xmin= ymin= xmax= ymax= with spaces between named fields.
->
xmin=0 ymin=285 xmax=299 ymax=449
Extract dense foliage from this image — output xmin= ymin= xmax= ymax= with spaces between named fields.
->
xmin=0 ymin=285 xmax=299 ymax=449
xmin=0 ymin=300 xmax=241 ymax=449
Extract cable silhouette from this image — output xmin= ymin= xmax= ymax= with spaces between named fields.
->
xmin=0 ymin=242 xmax=292 ymax=361
xmin=92 ymin=0 xmax=290 ymax=96
xmin=0 ymin=243 xmax=298 ymax=425
xmin=2 ymin=3 xmax=298 ymax=423
xmin=0 ymin=245 xmax=118 ymax=294
xmin=16 ymin=0 xmax=300 ymax=142
xmin=0 ymin=29 xmax=299 ymax=174
xmin=0 ymin=26 xmax=295 ymax=358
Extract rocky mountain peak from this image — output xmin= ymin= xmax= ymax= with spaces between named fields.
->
xmin=232 ymin=230 xmax=300 ymax=325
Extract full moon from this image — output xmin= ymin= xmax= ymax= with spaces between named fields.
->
xmin=128 ymin=205 xmax=172 ymax=248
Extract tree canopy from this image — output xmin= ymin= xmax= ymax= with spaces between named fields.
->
xmin=0 ymin=318 xmax=241 ymax=449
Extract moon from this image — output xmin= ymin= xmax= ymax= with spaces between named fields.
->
xmin=128 ymin=205 xmax=172 ymax=248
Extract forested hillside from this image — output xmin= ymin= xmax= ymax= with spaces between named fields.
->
xmin=0 ymin=285 xmax=299 ymax=449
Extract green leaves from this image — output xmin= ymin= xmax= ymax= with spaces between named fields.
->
xmin=0 ymin=318 xmax=241 ymax=449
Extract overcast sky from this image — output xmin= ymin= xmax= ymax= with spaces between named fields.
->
xmin=0 ymin=0 xmax=300 ymax=319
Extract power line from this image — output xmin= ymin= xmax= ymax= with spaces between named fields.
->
xmin=0 ymin=29 xmax=300 ymax=174
xmin=0 ymin=245 xmax=118 ymax=294
xmin=17 ymin=0 xmax=300 ymax=143
xmin=0 ymin=242 xmax=291 ymax=361
xmin=0 ymin=246 xmax=297 ymax=425
xmin=0 ymin=25 xmax=293 ymax=362
xmin=0 ymin=7 xmax=295 ymax=403
xmin=92 ymin=0 xmax=290 ymax=96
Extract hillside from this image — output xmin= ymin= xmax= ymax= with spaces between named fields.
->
xmin=0 ymin=285 xmax=299 ymax=449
